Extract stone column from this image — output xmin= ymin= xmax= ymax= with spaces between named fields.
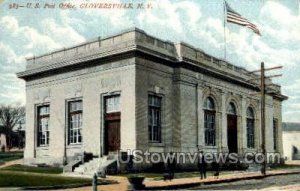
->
xmin=240 ymin=96 xmax=247 ymax=154
xmin=277 ymin=103 xmax=284 ymax=157
xmin=257 ymin=100 xmax=262 ymax=152
xmin=221 ymin=91 xmax=228 ymax=152
xmin=265 ymin=96 xmax=273 ymax=153
xmin=217 ymin=111 xmax=222 ymax=152
xmin=237 ymin=115 xmax=243 ymax=154
xmin=197 ymin=85 xmax=204 ymax=148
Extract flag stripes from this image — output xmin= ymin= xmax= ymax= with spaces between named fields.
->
xmin=226 ymin=2 xmax=261 ymax=35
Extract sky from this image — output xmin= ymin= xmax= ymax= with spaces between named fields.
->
xmin=0 ymin=0 xmax=299 ymax=122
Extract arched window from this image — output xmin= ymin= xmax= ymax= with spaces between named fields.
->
xmin=227 ymin=102 xmax=236 ymax=115
xmin=204 ymin=97 xmax=215 ymax=110
xmin=203 ymin=97 xmax=216 ymax=146
xmin=246 ymin=107 xmax=255 ymax=148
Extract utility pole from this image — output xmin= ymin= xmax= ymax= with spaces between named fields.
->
xmin=261 ymin=62 xmax=266 ymax=176
xmin=249 ymin=62 xmax=282 ymax=176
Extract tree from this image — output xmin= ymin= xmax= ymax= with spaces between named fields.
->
xmin=0 ymin=105 xmax=25 ymax=150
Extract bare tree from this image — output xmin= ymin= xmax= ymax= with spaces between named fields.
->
xmin=0 ymin=105 xmax=25 ymax=150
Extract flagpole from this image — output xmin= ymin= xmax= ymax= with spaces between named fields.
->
xmin=223 ymin=0 xmax=227 ymax=61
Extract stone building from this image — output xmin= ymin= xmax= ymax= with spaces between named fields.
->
xmin=282 ymin=123 xmax=300 ymax=161
xmin=17 ymin=28 xmax=287 ymax=172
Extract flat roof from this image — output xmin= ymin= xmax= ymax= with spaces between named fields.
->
xmin=16 ymin=28 xmax=287 ymax=100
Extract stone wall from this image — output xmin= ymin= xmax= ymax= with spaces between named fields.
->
xmin=24 ymin=58 xmax=136 ymax=165
xmin=135 ymin=57 xmax=283 ymax=156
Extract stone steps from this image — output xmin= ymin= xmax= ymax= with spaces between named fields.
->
xmin=73 ymin=155 xmax=117 ymax=176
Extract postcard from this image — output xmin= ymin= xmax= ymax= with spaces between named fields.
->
xmin=0 ymin=0 xmax=299 ymax=190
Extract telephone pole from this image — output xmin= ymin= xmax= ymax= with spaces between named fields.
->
xmin=249 ymin=62 xmax=282 ymax=176
xmin=261 ymin=62 xmax=266 ymax=175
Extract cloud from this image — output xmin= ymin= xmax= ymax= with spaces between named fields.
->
xmin=260 ymin=1 xmax=300 ymax=43
xmin=0 ymin=16 xmax=60 ymax=53
xmin=138 ymin=0 xmax=202 ymax=35
xmin=283 ymin=79 xmax=300 ymax=92
xmin=283 ymin=112 xmax=300 ymax=123
xmin=0 ymin=73 xmax=25 ymax=105
xmin=41 ymin=18 xmax=85 ymax=47
xmin=0 ymin=43 xmax=26 ymax=105
xmin=0 ymin=14 xmax=85 ymax=105
xmin=60 ymin=0 xmax=134 ymax=37
xmin=0 ymin=42 xmax=25 ymax=73
xmin=282 ymin=78 xmax=300 ymax=123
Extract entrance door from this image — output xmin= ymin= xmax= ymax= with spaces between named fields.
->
xmin=104 ymin=112 xmax=120 ymax=155
xmin=227 ymin=115 xmax=238 ymax=153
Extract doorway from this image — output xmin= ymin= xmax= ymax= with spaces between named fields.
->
xmin=103 ymin=95 xmax=121 ymax=155
xmin=104 ymin=112 xmax=120 ymax=155
xmin=227 ymin=102 xmax=238 ymax=153
xmin=227 ymin=115 xmax=238 ymax=153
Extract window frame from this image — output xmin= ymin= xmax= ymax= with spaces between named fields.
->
xmin=203 ymin=97 xmax=216 ymax=146
xmin=148 ymin=94 xmax=162 ymax=143
xmin=36 ymin=104 xmax=50 ymax=147
xmin=246 ymin=107 xmax=255 ymax=149
xmin=227 ymin=102 xmax=237 ymax=115
xmin=67 ymin=100 xmax=83 ymax=145
xmin=105 ymin=95 xmax=121 ymax=114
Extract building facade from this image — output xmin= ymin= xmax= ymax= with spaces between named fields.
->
xmin=17 ymin=28 xmax=287 ymax=169
xmin=282 ymin=123 xmax=300 ymax=161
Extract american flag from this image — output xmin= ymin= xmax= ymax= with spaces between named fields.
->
xmin=226 ymin=2 xmax=261 ymax=36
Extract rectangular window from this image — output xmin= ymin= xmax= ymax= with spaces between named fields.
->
xmin=204 ymin=111 xmax=216 ymax=146
xmin=247 ymin=119 xmax=255 ymax=148
xmin=68 ymin=100 xmax=83 ymax=144
xmin=37 ymin=105 xmax=50 ymax=146
xmin=148 ymin=95 xmax=162 ymax=143
xmin=273 ymin=118 xmax=278 ymax=151
xmin=105 ymin=95 xmax=120 ymax=113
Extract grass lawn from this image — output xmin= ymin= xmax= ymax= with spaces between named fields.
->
xmin=0 ymin=164 xmax=115 ymax=189
xmin=0 ymin=151 xmax=23 ymax=164
xmin=0 ymin=170 xmax=87 ymax=187
xmin=0 ymin=171 xmax=113 ymax=188
xmin=2 ymin=164 xmax=63 ymax=174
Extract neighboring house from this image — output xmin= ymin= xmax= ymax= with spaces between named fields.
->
xmin=0 ymin=125 xmax=6 ymax=151
xmin=282 ymin=122 xmax=300 ymax=160
xmin=0 ymin=120 xmax=25 ymax=151
xmin=17 ymin=28 xmax=287 ymax=172
xmin=0 ymin=133 xmax=6 ymax=151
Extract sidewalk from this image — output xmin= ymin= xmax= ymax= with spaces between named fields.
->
xmin=0 ymin=159 xmax=22 ymax=169
xmin=144 ymin=169 xmax=300 ymax=190
xmin=62 ymin=168 xmax=300 ymax=191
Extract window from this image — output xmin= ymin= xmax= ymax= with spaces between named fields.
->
xmin=37 ymin=105 xmax=50 ymax=146
xmin=273 ymin=118 xmax=278 ymax=151
xmin=203 ymin=97 xmax=216 ymax=146
xmin=246 ymin=107 xmax=255 ymax=148
xmin=105 ymin=95 xmax=120 ymax=113
xmin=148 ymin=95 xmax=162 ymax=142
xmin=227 ymin=102 xmax=236 ymax=115
xmin=68 ymin=100 xmax=83 ymax=144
